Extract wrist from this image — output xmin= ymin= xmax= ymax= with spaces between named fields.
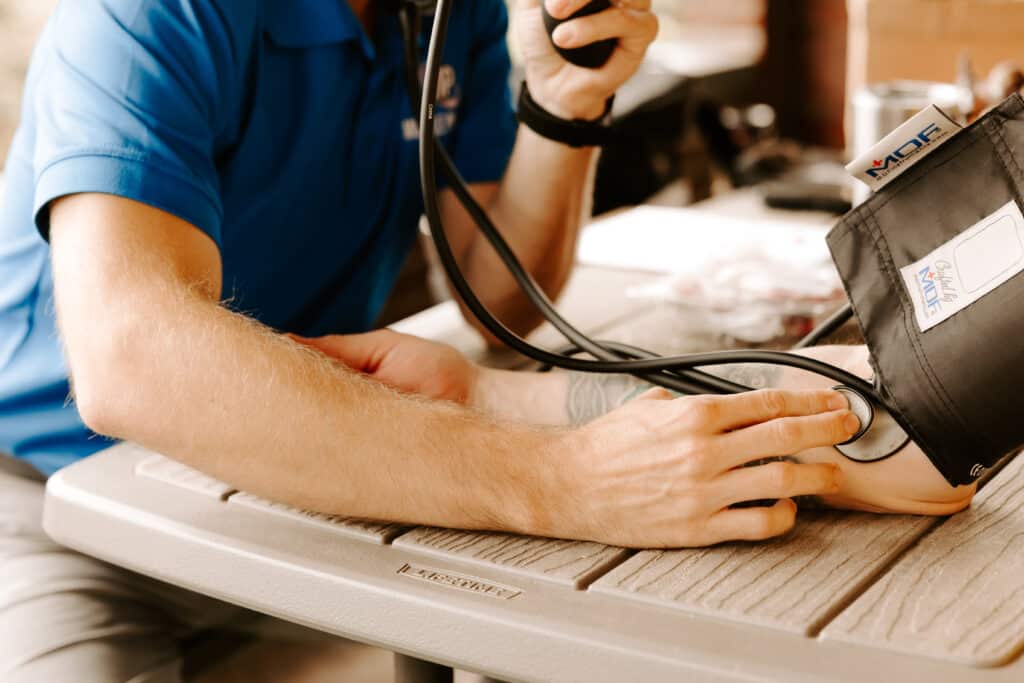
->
xmin=527 ymin=82 xmax=608 ymax=121
xmin=486 ymin=424 xmax=572 ymax=537
xmin=517 ymin=81 xmax=614 ymax=148
xmin=468 ymin=367 xmax=502 ymax=415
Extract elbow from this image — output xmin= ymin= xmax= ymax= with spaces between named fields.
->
xmin=73 ymin=377 xmax=128 ymax=439
xmin=66 ymin=327 xmax=149 ymax=440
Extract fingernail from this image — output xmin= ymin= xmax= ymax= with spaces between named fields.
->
xmin=828 ymin=392 xmax=850 ymax=411
xmin=832 ymin=465 xmax=844 ymax=491
xmin=553 ymin=24 xmax=575 ymax=46
xmin=843 ymin=412 xmax=861 ymax=436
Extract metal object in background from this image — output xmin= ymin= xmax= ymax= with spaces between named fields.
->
xmin=849 ymin=81 xmax=973 ymax=203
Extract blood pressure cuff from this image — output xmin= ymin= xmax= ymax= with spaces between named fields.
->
xmin=827 ymin=94 xmax=1024 ymax=486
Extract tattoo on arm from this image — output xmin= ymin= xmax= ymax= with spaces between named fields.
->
xmin=563 ymin=363 xmax=784 ymax=426
xmin=703 ymin=363 xmax=784 ymax=390
xmin=565 ymin=373 xmax=654 ymax=426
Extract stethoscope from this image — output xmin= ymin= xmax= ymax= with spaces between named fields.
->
xmin=395 ymin=0 xmax=909 ymax=463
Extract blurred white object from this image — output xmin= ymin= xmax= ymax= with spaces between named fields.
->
xmin=579 ymin=206 xmax=844 ymax=343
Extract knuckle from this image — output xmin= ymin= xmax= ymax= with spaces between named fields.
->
xmin=642 ymin=12 xmax=660 ymax=40
xmin=766 ymin=462 xmax=797 ymax=491
xmin=832 ymin=413 xmax=854 ymax=442
xmin=673 ymin=495 xmax=706 ymax=521
xmin=759 ymin=390 xmax=788 ymax=419
xmin=683 ymin=397 xmax=720 ymax=426
xmin=678 ymin=439 xmax=714 ymax=476
xmin=770 ymin=418 xmax=802 ymax=446
xmin=644 ymin=387 xmax=675 ymax=401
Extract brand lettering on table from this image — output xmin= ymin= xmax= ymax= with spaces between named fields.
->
xmin=396 ymin=563 xmax=522 ymax=600
xmin=917 ymin=260 xmax=958 ymax=317
xmin=867 ymin=122 xmax=947 ymax=180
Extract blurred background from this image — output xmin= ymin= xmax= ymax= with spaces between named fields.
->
xmin=5 ymin=0 xmax=1023 ymax=363
xmin=8 ymin=0 xmax=1021 ymax=205
xmin=0 ymin=0 xmax=53 ymax=156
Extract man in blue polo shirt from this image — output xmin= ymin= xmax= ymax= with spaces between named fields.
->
xmin=3 ymin=0 xmax=943 ymax=679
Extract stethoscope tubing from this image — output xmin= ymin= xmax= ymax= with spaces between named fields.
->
xmin=409 ymin=0 xmax=880 ymax=402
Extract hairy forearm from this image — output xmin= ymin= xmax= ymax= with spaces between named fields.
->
xmin=52 ymin=243 xmax=557 ymax=532
xmin=96 ymin=300 xmax=553 ymax=527
xmin=455 ymin=126 xmax=598 ymax=337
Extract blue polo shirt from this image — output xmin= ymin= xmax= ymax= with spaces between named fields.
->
xmin=0 ymin=0 xmax=517 ymax=476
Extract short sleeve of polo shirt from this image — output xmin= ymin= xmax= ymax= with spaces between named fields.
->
xmin=31 ymin=0 xmax=235 ymax=245
xmin=448 ymin=1 xmax=517 ymax=184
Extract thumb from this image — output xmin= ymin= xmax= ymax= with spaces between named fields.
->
xmin=287 ymin=331 xmax=399 ymax=372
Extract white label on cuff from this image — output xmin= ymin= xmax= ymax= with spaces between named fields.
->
xmin=900 ymin=200 xmax=1024 ymax=332
xmin=847 ymin=105 xmax=961 ymax=192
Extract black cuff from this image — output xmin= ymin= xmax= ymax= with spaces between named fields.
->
xmin=516 ymin=81 xmax=614 ymax=148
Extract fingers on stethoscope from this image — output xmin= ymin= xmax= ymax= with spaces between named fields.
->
xmin=718 ymin=410 xmax=860 ymax=467
xmin=687 ymin=388 xmax=851 ymax=434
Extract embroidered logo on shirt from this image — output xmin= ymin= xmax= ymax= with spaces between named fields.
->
xmin=402 ymin=64 xmax=460 ymax=141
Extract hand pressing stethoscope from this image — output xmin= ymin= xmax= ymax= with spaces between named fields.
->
xmin=403 ymin=0 xmax=911 ymax=464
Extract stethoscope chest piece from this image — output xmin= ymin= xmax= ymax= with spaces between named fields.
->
xmin=833 ymin=385 xmax=910 ymax=463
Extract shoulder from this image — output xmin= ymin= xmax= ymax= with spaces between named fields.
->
xmin=49 ymin=0 xmax=261 ymax=73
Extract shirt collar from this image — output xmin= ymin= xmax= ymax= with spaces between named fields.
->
xmin=264 ymin=0 xmax=375 ymax=59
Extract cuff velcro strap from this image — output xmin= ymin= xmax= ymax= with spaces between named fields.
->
xmin=516 ymin=81 xmax=614 ymax=148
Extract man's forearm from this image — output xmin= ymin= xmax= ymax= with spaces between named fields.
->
xmin=54 ymin=241 xmax=559 ymax=532
xmin=459 ymin=126 xmax=598 ymax=335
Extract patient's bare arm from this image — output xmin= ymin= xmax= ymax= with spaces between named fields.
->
xmin=476 ymin=345 xmax=975 ymax=516
xmin=699 ymin=346 xmax=976 ymax=515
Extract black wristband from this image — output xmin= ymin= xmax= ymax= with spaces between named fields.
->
xmin=516 ymin=81 xmax=614 ymax=148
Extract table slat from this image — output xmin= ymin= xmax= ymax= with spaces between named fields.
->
xmin=821 ymin=455 xmax=1024 ymax=667
xmin=589 ymin=511 xmax=935 ymax=635
xmin=135 ymin=452 xmax=235 ymax=501
xmin=227 ymin=492 xmax=409 ymax=545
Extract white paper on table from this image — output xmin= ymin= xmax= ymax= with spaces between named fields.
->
xmin=578 ymin=205 xmax=833 ymax=276
xmin=578 ymin=205 xmax=844 ymax=342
